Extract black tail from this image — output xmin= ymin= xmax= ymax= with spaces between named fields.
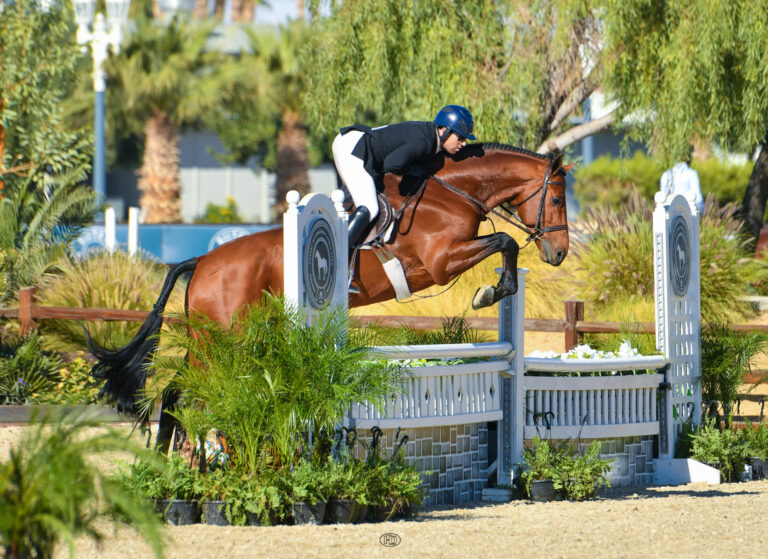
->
xmin=86 ymin=258 xmax=198 ymax=413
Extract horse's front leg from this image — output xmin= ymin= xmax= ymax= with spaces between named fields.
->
xmin=429 ymin=232 xmax=519 ymax=309
xmin=469 ymin=233 xmax=519 ymax=309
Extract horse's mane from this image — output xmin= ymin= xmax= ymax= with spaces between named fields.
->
xmin=449 ymin=143 xmax=553 ymax=164
xmin=477 ymin=143 xmax=552 ymax=162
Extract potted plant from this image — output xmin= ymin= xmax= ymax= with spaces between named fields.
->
xmin=289 ymin=460 xmax=327 ymax=525
xmin=739 ymin=420 xmax=768 ymax=480
xmin=555 ymin=441 xmax=613 ymax=501
xmin=323 ymin=459 xmax=358 ymax=524
xmin=689 ymin=419 xmax=750 ymax=482
xmin=199 ymin=469 xmax=233 ymax=526
xmin=518 ymin=437 xmax=560 ymax=502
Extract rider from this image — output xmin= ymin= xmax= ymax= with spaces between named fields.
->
xmin=332 ymin=104 xmax=476 ymax=252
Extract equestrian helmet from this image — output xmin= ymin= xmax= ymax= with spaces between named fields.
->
xmin=434 ymin=105 xmax=476 ymax=140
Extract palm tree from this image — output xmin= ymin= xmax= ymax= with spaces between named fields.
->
xmin=106 ymin=15 xmax=240 ymax=223
xmin=247 ymin=22 xmax=312 ymax=218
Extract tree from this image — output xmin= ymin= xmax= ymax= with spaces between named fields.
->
xmin=0 ymin=0 xmax=91 ymax=190
xmin=302 ymin=0 xmax=605 ymax=152
xmin=599 ymin=0 xmax=768 ymax=242
xmin=106 ymin=14 xmax=242 ymax=223
xmin=0 ymin=0 xmax=96 ymax=302
xmin=207 ymin=21 xmax=321 ymax=221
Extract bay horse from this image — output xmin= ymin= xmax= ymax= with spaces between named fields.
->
xmin=87 ymin=143 xmax=571 ymax=449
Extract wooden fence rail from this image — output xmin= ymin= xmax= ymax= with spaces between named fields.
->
xmin=2 ymin=287 xmax=767 ymax=351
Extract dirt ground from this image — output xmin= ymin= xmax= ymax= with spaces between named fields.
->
xmin=50 ymin=481 xmax=768 ymax=559
xmin=2 ymin=425 xmax=768 ymax=559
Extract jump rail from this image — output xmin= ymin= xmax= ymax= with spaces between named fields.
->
xmin=521 ymin=354 xmax=668 ymax=441
xmin=350 ymin=342 xmax=511 ymax=429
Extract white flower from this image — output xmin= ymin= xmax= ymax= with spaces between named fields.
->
xmin=527 ymin=340 xmax=642 ymax=360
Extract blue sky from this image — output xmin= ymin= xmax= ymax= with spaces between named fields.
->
xmin=253 ymin=1 xmax=304 ymax=25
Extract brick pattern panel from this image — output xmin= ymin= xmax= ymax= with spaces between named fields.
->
xmin=354 ymin=423 xmax=491 ymax=507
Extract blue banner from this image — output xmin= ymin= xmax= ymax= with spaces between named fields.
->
xmin=72 ymin=224 xmax=275 ymax=264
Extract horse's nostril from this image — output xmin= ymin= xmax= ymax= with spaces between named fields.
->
xmin=556 ymin=250 xmax=566 ymax=263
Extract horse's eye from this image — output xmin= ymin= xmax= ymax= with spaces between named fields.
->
xmin=551 ymin=196 xmax=562 ymax=207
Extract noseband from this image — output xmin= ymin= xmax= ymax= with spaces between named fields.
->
xmin=429 ymin=159 xmax=569 ymax=245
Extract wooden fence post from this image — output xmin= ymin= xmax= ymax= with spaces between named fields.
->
xmin=19 ymin=287 xmax=37 ymax=336
xmin=564 ymin=300 xmax=584 ymax=351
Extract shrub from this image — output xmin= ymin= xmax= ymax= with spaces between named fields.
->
xmin=688 ymin=420 xmax=750 ymax=482
xmin=566 ymin=193 xmax=767 ymax=323
xmin=517 ymin=437 xmax=612 ymax=501
xmin=0 ymin=331 xmax=100 ymax=405
xmin=700 ymin=324 xmax=768 ymax=407
xmin=36 ymin=250 xmax=187 ymax=352
xmin=739 ymin=421 xmax=768 ymax=460
xmin=151 ymin=295 xmax=404 ymax=473
xmin=573 ymin=152 xmax=755 ymax=215
xmin=573 ymin=152 xmax=663 ymax=209
xmin=194 ymin=196 xmax=243 ymax=224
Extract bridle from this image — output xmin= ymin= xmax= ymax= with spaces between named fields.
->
xmin=429 ymin=158 xmax=569 ymax=246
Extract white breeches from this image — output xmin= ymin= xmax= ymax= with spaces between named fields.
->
xmin=332 ymin=131 xmax=379 ymax=220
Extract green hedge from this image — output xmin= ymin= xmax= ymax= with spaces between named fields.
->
xmin=573 ymin=152 xmax=754 ymax=214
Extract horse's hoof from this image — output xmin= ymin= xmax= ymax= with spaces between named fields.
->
xmin=472 ymin=285 xmax=495 ymax=310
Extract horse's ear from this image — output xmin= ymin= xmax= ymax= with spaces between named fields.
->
xmin=550 ymin=151 xmax=563 ymax=170
xmin=563 ymin=163 xmax=576 ymax=173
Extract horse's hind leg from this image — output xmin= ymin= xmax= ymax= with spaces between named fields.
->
xmin=472 ymin=233 xmax=519 ymax=309
xmin=155 ymin=387 xmax=181 ymax=455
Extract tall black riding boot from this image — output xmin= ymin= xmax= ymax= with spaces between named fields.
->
xmin=347 ymin=206 xmax=372 ymax=255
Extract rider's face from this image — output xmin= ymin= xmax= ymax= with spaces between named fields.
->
xmin=441 ymin=131 xmax=467 ymax=154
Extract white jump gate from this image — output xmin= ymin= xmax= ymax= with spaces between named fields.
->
xmin=285 ymin=190 xmax=701 ymax=491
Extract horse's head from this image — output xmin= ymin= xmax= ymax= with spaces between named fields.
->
xmin=472 ymin=147 xmax=571 ymax=266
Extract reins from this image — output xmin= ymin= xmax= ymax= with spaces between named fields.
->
xmin=429 ymin=159 xmax=568 ymax=247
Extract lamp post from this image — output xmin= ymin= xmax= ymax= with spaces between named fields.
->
xmin=73 ymin=0 xmax=131 ymax=206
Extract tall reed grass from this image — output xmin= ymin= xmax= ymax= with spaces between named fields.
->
xmin=36 ymin=250 xmax=187 ymax=352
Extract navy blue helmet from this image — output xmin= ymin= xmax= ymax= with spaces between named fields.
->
xmin=434 ymin=105 xmax=476 ymax=141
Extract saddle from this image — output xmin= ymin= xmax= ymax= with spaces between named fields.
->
xmin=342 ymin=188 xmax=411 ymax=300
xmin=341 ymin=189 xmax=397 ymax=246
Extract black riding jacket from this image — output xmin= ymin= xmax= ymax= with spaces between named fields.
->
xmin=340 ymin=121 xmax=444 ymax=186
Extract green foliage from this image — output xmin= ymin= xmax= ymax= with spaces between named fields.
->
xmin=0 ymin=0 xmax=91 ymax=176
xmin=518 ymin=437 xmax=612 ymax=500
xmin=0 ymin=327 xmax=99 ymax=404
xmin=0 ymin=1 xmax=96 ymax=302
xmin=0 ymin=410 xmax=163 ymax=559
xmin=701 ymin=324 xmax=768 ymax=406
xmin=573 ymin=152 xmax=664 ymax=209
xmin=35 ymin=250 xmax=186 ymax=352
xmin=151 ymin=295 xmax=403 ymax=472
xmin=573 ymin=153 xmax=756 ymax=215
xmin=688 ymin=419 xmax=750 ymax=482
xmin=0 ymin=332 xmax=62 ymax=405
xmin=557 ymin=441 xmax=614 ymax=501
xmin=193 ymin=196 xmax=243 ymax=224
xmin=601 ymin=0 xmax=768 ymax=161
xmin=362 ymin=315 xmax=488 ymax=346
xmin=0 ymin=172 xmax=97 ymax=305
xmin=303 ymin=0 xmax=603 ymax=150
xmin=739 ymin=421 xmax=768 ymax=461
xmin=116 ymin=453 xmax=202 ymax=503
xmin=207 ymin=21 xmax=327 ymax=169
xmin=567 ymin=193 xmax=767 ymax=323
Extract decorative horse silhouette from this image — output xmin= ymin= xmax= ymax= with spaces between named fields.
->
xmin=87 ymin=143 xmax=571 ymax=450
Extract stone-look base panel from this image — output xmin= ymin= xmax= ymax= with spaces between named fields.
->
xmin=580 ymin=435 xmax=656 ymax=488
xmin=354 ymin=423 xmax=491 ymax=507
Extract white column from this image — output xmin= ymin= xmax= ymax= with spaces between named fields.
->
xmin=104 ymin=206 xmax=116 ymax=252
xmin=128 ymin=207 xmax=139 ymax=255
